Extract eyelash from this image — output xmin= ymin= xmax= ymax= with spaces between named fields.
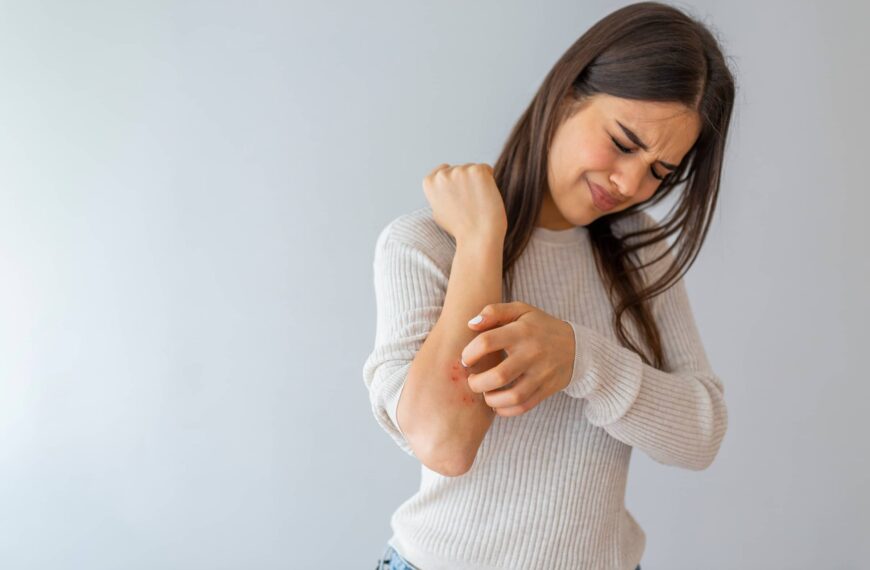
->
xmin=610 ymin=136 xmax=670 ymax=182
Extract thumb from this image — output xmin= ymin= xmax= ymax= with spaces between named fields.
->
xmin=467 ymin=302 xmax=530 ymax=330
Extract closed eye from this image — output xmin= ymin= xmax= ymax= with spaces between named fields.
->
xmin=610 ymin=136 xmax=670 ymax=182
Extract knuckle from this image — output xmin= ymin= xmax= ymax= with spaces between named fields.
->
xmin=495 ymin=388 xmax=508 ymax=402
xmin=516 ymin=320 xmax=531 ymax=336
xmin=493 ymin=370 xmax=509 ymax=386
xmin=517 ymin=385 xmax=532 ymax=402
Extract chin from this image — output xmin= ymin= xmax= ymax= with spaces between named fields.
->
xmin=568 ymin=209 xmax=598 ymax=227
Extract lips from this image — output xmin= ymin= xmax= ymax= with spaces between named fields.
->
xmin=587 ymin=178 xmax=623 ymax=211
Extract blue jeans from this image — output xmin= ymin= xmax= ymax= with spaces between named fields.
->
xmin=374 ymin=544 xmax=420 ymax=569
xmin=374 ymin=544 xmax=641 ymax=569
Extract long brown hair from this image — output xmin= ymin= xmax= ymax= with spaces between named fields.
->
xmin=493 ymin=1 xmax=736 ymax=368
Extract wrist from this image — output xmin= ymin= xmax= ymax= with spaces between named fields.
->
xmin=456 ymin=232 xmax=504 ymax=253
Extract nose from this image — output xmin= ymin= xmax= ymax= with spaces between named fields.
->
xmin=609 ymin=160 xmax=646 ymax=200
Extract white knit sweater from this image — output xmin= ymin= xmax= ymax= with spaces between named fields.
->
xmin=362 ymin=206 xmax=728 ymax=570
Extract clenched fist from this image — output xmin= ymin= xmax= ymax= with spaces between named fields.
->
xmin=423 ymin=163 xmax=508 ymax=245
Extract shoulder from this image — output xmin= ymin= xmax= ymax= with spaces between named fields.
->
xmin=373 ymin=206 xmax=457 ymax=273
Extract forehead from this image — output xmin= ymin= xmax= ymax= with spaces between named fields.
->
xmin=594 ymin=94 xmax=700 ymax=155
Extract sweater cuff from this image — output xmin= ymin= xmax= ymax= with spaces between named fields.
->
xmin=562 ymin=320 xmax=644 ymax=426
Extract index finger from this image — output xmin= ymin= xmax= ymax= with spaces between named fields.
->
xmin=426 ymin=163 xmax=451 ymax=178
xmin=461 ymin=324 xmax=516 ymax=369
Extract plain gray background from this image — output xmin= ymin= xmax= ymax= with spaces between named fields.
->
xmin=0 ymin=0 xmax=867 ymax=568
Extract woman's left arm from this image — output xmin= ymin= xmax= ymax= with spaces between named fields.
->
xmin=562 ymin=271 xmax=728 ymax=471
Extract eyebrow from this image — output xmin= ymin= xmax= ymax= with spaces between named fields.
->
xmin=616 ymin=120 xmax=679 ymax=171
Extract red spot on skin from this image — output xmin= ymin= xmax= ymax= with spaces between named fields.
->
xmin=449 ymin=360 xmax=474 ymax=405
xmin=449 ymin=360 xmax=470 ymax=383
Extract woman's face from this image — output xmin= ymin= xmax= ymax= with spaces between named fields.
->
xmin=541 ymin=93 xmax=702 ymax=228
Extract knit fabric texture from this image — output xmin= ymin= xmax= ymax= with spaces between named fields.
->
xmin=362 ymin=206 xmax=728 ymax=570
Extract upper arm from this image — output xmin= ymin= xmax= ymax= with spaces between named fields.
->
xmin=361 ymin=224 xmax=451 ymax=458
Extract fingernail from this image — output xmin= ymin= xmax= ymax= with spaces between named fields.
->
xmin=461 ymin=357 xmax=468 ymax=368
xmin=468 ymin=315 xmax=483 ymax=325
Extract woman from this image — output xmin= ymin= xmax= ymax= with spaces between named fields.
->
xmin=363 ymin=2 xmax=735 ymax=569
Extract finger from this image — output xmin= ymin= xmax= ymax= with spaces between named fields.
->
xmin=492 ymin=382 xmax=547 ymax=417
xmin=482 ymin=371 xmax=539 ymax=408
xmin=426 ymin=163 xmax=451 ymax=178
xmin=461 ymin=323 xmax=519 ymax=369
xmin=467 ymin=301 xmax=531 ymax=331
xmin=466 ymin=351 xmax=528 ymax=393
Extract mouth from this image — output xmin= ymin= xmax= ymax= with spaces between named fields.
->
xmin=587 ymin=177 xmax=623 ymax=212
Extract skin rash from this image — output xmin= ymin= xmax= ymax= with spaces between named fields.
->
xmin=450 ymin=360 xmax=472 ymax=404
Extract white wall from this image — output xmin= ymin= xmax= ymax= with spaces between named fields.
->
xmin=0 ymin=1 xmax=866 ymax=568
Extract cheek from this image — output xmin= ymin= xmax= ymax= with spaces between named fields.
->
xmin=582 ymin=145 xmax=615 ymax=170
xmin=550 ymin=139 xmax=613 ymax=191
xmin=566 ymin=143 xmax=613 ymax=177
xmin=627 ymin=182 xmax=660 ymax=208
xmin=643 ymin=184 xmax=662 ymax=202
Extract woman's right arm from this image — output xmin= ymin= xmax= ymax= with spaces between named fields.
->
xmin=398 ymin=232 xmax=505 ymax=477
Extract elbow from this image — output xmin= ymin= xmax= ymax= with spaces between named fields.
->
xmin=686 ymin=448 xmax=720 ymax=471
xmin=425 ymin=456 xmax=473 ymax=477
xmin=688 ymin=420 xmax=728 ymax=471
xmin=689 ymin=392 xmax=729 ymax=471
xmin=399 ymin=387 xmax=478 ymax=477
xmin=666 ymin=410 xmax=727 ymax=471
xmin=666 ymin=439 xmax=722 ymax=471
xmin=412 ymin=435 xmax=475 ymax=477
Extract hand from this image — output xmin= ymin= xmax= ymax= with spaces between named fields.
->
xmin=459 ymin=302 xmax=576 ymax=417
xmin=422 ymin=163 xmax=508 ymax=244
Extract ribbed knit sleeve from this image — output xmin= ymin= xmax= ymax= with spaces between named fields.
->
xmin=363 ymin=207 xmax=727 ymax=568
xmin=561 ymin=247 xmax=728 ymax=471
xmin=362 ymin=222 xmax=451 ymax=459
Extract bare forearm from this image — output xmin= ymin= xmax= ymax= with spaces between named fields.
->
xmin=398 ymin=235 xmax=505 ymax=475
